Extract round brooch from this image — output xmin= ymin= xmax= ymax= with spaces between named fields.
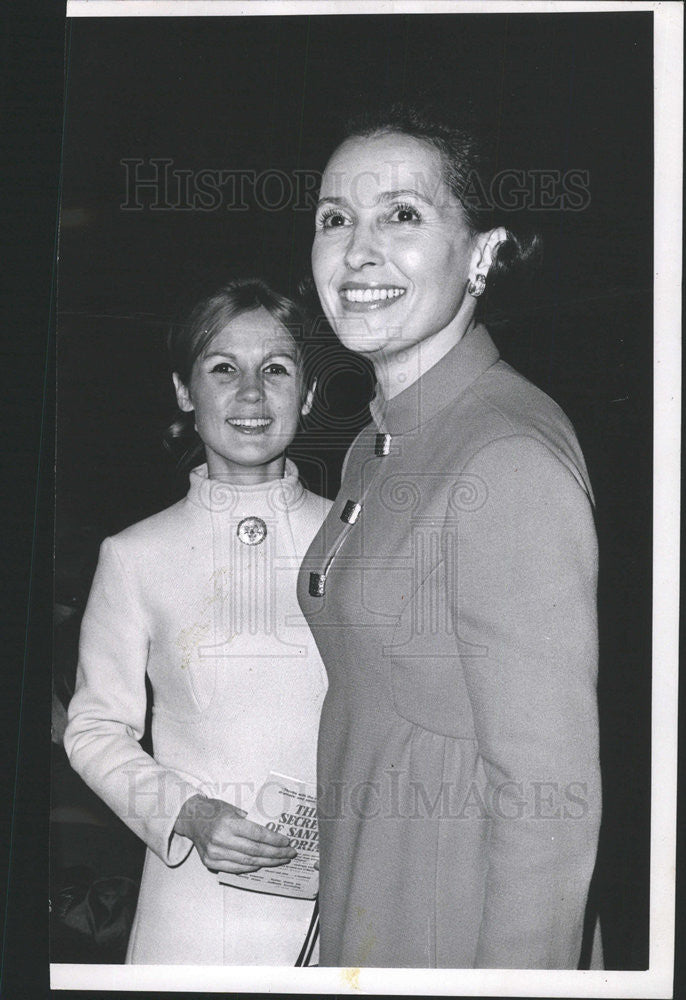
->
xmin=236 ymin=516 xmax=268 ymax=546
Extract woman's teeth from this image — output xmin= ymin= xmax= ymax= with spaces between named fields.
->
xmin=341 ymin=287 xmax=405 ymax=303
xmin=227 ymin=418 xmax=272 ymax=428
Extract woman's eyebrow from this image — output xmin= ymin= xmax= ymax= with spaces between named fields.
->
xmin=203 ymin=349 xmax=297 ymax=363
xmin=317 ymin=189 xmax=433 ymax=208
xmin=263 ymin=349 xmax=297 ymax=363
xmin=316 ymin=195 xmax=348 ymax=208
xmin=378 ymin=188 xmax=433 ymax=205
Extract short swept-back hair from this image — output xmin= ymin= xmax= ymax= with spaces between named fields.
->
xmin=165 ymin=277 xmax=316 ymax=467
xmin=334 ymin=102 xmax=542 ymax=288
xmin=169 ymin=276 xmax=315 ymax=388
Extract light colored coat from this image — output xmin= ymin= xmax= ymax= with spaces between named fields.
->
xmin=298 ymin=325 xmax=601 ymax=968
xmin=65 ymin=462 xmax=331 ymax=964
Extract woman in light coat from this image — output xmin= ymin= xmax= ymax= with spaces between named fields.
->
xmin=65 ymin=278 xmax=331 ymax=965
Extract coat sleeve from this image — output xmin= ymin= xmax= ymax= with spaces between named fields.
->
xmin=64 ymin=536 xmax=205 ymax=866
xmin=456 ymin=434 xmax=601 ymax=968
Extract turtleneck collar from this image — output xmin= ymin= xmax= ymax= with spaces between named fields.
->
xmin=368 ymin=323 xmax=500 ymax=435
xmin=186 ymin=457 xmax=305 ymax=513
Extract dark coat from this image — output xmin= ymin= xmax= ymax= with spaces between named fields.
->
xmin=298 ymin=325 xmax=601 ymax=968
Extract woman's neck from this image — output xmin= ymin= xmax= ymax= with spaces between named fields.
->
xmin=373 ymin=316 xmax=477 ymax=400
xmin=205 ymin=454 xmax=287 ymax=484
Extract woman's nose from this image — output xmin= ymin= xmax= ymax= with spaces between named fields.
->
xmin=344 ymin=223 xmax=383 ymax=271
xmin=235 ymin=373 xmax=263 ymax=403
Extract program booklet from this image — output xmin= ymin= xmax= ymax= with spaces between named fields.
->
xmin=217 ymin=771 xmax=319 ymax=899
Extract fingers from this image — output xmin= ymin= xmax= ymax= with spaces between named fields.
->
xmin=199 ymin=825 xmax=297 ymax=871
xmin=210 ymin=817 xmax=295 ymax=859
xmin=215 ymin=864 xmax=259 ymax=875
xmin=237 ymin=817 xmax=294 ymax=848
xmin=207 ymin=853 xmax=297 ymax=874
xmin=190 ymin=799 xmax=299 ymax=873
xmin=203 ymin=800 xmax=293 ymax=849
xmin=227 ymin=832 xmax=296 ymax=860
xmin=203 ymin=837 xmax=295 ymax=868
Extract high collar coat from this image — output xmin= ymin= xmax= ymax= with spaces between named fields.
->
xmin=298 ymin=325 xmax=601 ymax=969
xmin=65 ymin=463 xmax=331 ymax=965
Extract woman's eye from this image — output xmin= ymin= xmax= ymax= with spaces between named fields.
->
xmin=210 ymin=362 xmax=236 ymax=374
xmin=389 ymin=202 xmax=421 ymax=223
xmin=317 ymin=207 xmax=351 ymax=230
xmin=263 ymin=363 xmax=289 ymax=376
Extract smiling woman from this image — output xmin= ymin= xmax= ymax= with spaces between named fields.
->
xmin=166 ymin=279 xmax=317 ymax=478
xmin=313 ymin=131 xmax=491 ymax=376
xmin=172 ymin=306 xmax=313 ymax=482
xmin=311 ymin=111 xmax=538 ymax=399
xmin=299 ymin=104 xmax=601 ymax=970
xmin=64 ymin=277 xmax=332 ymax=965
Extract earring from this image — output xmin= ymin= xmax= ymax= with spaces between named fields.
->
xmin=467 ymin=273 xmax=487 ymax=298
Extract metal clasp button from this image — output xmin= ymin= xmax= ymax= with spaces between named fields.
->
xmin=375 ymin=433 xmax=391 ymax=456
xmin=340 ymin=500 xmax=362 ymax=525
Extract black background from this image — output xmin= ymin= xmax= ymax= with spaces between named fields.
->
xmin=2 ymin=7 xmax=662 ymax=995
xmin=58 ymin=14 xmax=654 ymax=531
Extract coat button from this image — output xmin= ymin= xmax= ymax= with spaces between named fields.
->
xmin=340 ymin=500 xmax=362 ymax=525
xmin=309 ymin=572 xmax=326 ymax=597
xmin=236 ymin=516 xmax=267 ymax=545
xmin=375 ymin=433 xmax=391 ymax=456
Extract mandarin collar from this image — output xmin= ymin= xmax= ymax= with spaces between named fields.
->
xmin=368 ymin=323 xmax=500 ymax=435
xmin=186 ymin=458 xmax=304 ymax=513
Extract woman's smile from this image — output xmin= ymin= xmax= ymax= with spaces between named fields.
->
xmin=226 ymin=416 xmax=274 ymax=433
xmin=338 ymin=284 xmax=407 ymax=311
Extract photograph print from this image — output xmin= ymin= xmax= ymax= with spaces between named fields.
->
xmin=49 ymin=3 xmax=679 ymax=995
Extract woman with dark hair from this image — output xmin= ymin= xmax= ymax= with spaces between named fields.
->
xmin=298 ymin=105 xmax=601 ymax=968
xmin=65 ymin=278 xmax=331 ymax=964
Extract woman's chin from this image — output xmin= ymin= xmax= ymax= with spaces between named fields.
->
xmin=329 ymin=316 xmax=394 ymax=357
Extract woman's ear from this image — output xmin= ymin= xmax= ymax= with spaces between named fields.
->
xmin=301 ymin=377 xmax=317 ymax=417
xmin=172 ymin=372 xmax=194 ymax=413
xmin=472 ymin=226 xmax=508 ymax=277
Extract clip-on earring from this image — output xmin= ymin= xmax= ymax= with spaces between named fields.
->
xmin=467 ymin=273 xmax=487 ymax=298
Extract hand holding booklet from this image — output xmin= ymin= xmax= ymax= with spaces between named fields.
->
xmin=218 ymin=771 xmax=319 ymax=899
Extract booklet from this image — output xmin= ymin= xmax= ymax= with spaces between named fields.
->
xmin=217 ymin=771 xmax=319 ymax=899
